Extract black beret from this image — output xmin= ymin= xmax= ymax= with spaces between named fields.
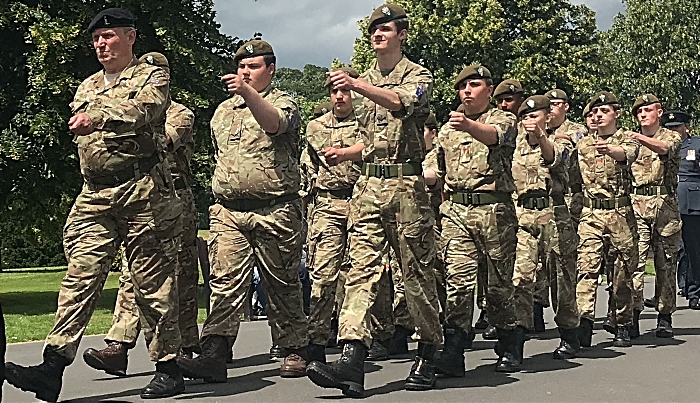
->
xmin=589 ymin=91 xmax=619 ymax=109
xmin=631 ymin=93 xmax=660 ymax=115
xmin=234 ymin=40 xmax=275 ymax=66
xmin=518 ymin=95 xmax=551 ymax=117
xmin=88 ymin=8 xmax=135 ymax=33
xmin=368 ymin=4 xmax=407 ymax=33
xmin=325 ymin=66 xmax=360 ymax=88
xmin=662 ymin=110 xmax=691 ymax=127
xmin=546 ymin=89 xmax=569 ymax=102
xmin=493 ymin=79 xmax=523 ymax=98
xmin=454 ymin=65 xmax=492 ymax=89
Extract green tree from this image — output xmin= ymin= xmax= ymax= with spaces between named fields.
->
xmin=273 ymin=64 xmax=330 ymax=132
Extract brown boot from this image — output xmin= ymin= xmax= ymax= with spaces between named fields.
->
xmin=82 ymin=341 xmax=129 ymax=376
xmin=280 ymin=347 xmax=308 ymax=378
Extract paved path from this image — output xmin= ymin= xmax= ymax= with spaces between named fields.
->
xmin=3 ymin=278 xmax=699 ymax=402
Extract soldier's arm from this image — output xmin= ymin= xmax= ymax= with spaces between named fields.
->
xmin=605 ymin=136 xmax=640 ymax=163
xmin=423 ymin=145 xmax=440 ymax=187
xmin=625 ymin=130 xmax=672 ymax=155
xmin=86 ymin=68 xmax=170 ymax=133
xmin=166 ymin=105 xmax=195 ymax=152
xmin=543 ymin=136 xmax=573 ymax=169
xmin=324 ymin=142 xmax=365 ymax=165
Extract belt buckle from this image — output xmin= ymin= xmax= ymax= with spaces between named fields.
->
xmin=379 ymin=165 xmax=386 ymax=178
xmin=466 ymin=193 xmax=474 ymax=204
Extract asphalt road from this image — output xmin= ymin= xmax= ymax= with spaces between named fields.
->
xmin=3 ymin=278 xmax=699 ymax=402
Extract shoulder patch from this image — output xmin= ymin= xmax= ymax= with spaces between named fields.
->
xmin=416 ymin=83 xmax=427 ymax=100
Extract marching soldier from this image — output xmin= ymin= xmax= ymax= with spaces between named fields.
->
xmin=494 ymin=79 xmax=526 ymax=115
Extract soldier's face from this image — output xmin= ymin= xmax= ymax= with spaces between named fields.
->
xmin=520 ymin=110 xmax=550 ymax=130
xmin=669 ymin=124 xmax=689 ymax=137
xmin=92 ymin=27 xmax=135 ymax=69
xmin=636 ymin=104 xmax=663 ymax=128
xmin=592 ymin=105 xmax=620 ymax=130
xmin=237 ymin=56 xmax=274 ymax=92
xmin=424 ymin=126 xmax=437 ymax=145
xmin=370 ymin=22 xmax=406 ymax=52
xmin=458 ymin=79 xmax=493 ymax=113
xmin=585 ymin=113 xmax=597 ymax=131
xmin=549 ymin=100 xmax=569 ymax=121
xmin=496 ymin=94 xmax=524 ymax=115
xmin=331 ymin=87 xmax=353 ymax=117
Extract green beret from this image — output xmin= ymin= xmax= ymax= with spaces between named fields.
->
xmin=424 ymin=111 xmax=438 ymax=130
xmin=325 ymin=66 xmax=360 ymax=88
xmin=546 ymin=89 xmax=569 ymax=102
xmin=139 ymin=52 xmax=169 ymax=73
xmin=589 ymin=91 xmax=619 ymax=109
xmin=313 ymin=101 xmax=334 ymax=118
xmin=518 ymin=95 xmax=550 ymax=117
xmin=368 ymin=4 xmax=407 ymax=33
xmin=234 ymin=40 xmax=274 ymax=66
xmin=454 ymin=65 xmax=492 ymax=89
xmin=582 ymin=102 xmax=591 ymax=118
xmin=493 ymin=79 xmax=523 ymax=98
xmin=662 ymin=110 xmax=691 ymax=127
xmin=632 ymin=93 xmax=660 ymax=115
xmin=87 ymin=8 xmax=135 ymax=33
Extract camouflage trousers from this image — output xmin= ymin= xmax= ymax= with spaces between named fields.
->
xmin=106 ymin=186 xmax=200 ymax=349
xmin=47 ymin=166 xmax=181 ymax=363
xmin=513 ymin=204 xmax=579 ymax=331
xmin=339 ymin=176 xmax=441 ymax=348
xmin=440 ymin=200 xmax=518 ymax=332
xmin=576 ymin=206 xmax=639 ymax=325
xmin=632 ymin=194 xmax=682 ymax=314
xmin=306 ymin=195 xmax=350 ymax=346
xmin=201 ymin=201 xmax=308 ymax=349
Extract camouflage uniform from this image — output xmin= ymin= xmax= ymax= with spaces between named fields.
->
xmin=106 ymin=101 xmax=200 ymax=349
xmin=46 ymin=59 xmax=180 ymax=363
xmin=512 ymin=128 xmax=580 ymax=331
xmin=424 ymin=147 xmax=448 ymax=312
xmin=300 ymin=110 xmax=362 ymax=346
xmin=203 ymin=85 xmax=308 ymax=349
xmin=338 ymin=56 xmax=442 ymax=348
xmin=576 ymin=129 xmax=640 ymax=325
xmin=428 ymin=106 xmax=519 ymax=332
xmin=630 ymin=127 xmax=682 ymax=314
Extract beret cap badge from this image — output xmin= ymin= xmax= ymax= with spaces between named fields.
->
xmin=527 ymin=99 xmax=536 ymax=108
xmin=246 ymin=45 xmax=254 ymax=53
xmin=552 ymin=91 xmax=557 ymax=98
xmin=382 ymin=6 xmax=391 ymax=15
xmin=509 ymin=85 xmax=515 ymax=92
xmin=477 ymin=67 xmax=484 ymax=76
xmin=643 ymin=94 xmax=649 ymax=102
xmin=669 ymin=113 xmax=675 ymax=120
xmin=600 ymin=94 xmax=606 ymax=102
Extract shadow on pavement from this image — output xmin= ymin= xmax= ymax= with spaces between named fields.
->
xmin=436 ymin=362 xmax=518 ymax=389
xmin=521 ymin=351 xmax=582 ymax=373
xmin=175 ymin=368 xmax=278 ymax=400
xmin=227 ymin=352 xmax=272 ymax=369
xmin=92 ymin=370 xmax=154 ymax=381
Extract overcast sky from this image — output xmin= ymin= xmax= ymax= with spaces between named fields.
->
xmin=213 ymin=0 xmax=624 ymax=69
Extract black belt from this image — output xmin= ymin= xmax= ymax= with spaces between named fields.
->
xmin=362 ymin=162 xmax=422 ymax=178
xmin=584 ymin=196 xmax=631 ymax=209
xmin=218 ymin=193 xmax=299 ymax=212
xmin=174 ymin=177 xmax=189 ymax=190
xmin=633 ymin=185 xmax=671 ymax=196
xmin=678 ymin=175 xmax=700 ymax=182
xmin=569 ymin=184 xmax=583 ymax=194
xmin=518 ymin=194 xmax=566 ymax=210
xmin=316 ymin=188 xmax=353 ymax=199
xmin=451 ymin=191 xmax=512 ymax=206
xmin=85 ymin=153 xmax=162 ymax=187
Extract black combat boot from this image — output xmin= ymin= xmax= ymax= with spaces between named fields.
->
xmin=474 ymin=310 xmax=489 ymax=330
xmin=176 ymin=335 xmax=228 ymax=383
xmin=644 ymin=296 xmax=658 ymax=309
xmin=389 ymin=325 xmax=412 ymax=355
xmin=4 ymin=351 xmax=68 ymax=403
xmin=482 ymin=324 xmax=498 ymax=340
xmin=307 ymin=340 xmax=366 ymax=397
xmin=434 ymin=327 xmax=466 ymax=378
xmin=327 ymin=316 xmax=339 ymax=348
xmin=308 ymin=343 xmax=327 ymax=364
xmin=613 ymin=325 xmax=632 ymax=347
xmin=495 ymin=327 xmax=524 ymax=373
xmin=269 ymin=344 xmax=288 ymax=360
xmin=82 ymin=340 xmax=129 ymax=376
xmin=225 ymin=337 xmax=235 ymax=364
xmin=655 ymin=313 xmax=673 ymax=338
xmin=405 ymin=343 xmax=438 ymax=391
xmin=366 ymin=338 xmax=390 ymax=361
xmin=533 ymin=303 xmax=546 ymax=333
xmin=464 ymin=327 xmax=476 ymax=350
xmin=628 ymin=309 xmax=641 ymax=339
xmin=577 ymin=318 xmax=593 ymax=347
xmin=553 ymin=327 xmax=580 ymax=359
xmin=140 ymin=359 xmax=185 ymax=399
xmin=602 ymin=316 xmax=616 ymax=335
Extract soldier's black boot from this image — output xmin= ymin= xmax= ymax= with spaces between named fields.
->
xmin=405 ymin=343 xmax=438 ymax=391
xmin=4 ymin=351 xmax=68 ymax=402
xmin=577 ymin=318 xmax=593 ymax=347
xmin=140 ymin=359 xmax=185 ymax=399
xmin=483 ymin=324 xmax=498 ymax=340
xmin=533 ymin=303 xmax=546 ymax=333
xmin=644 ymin=296 xmax=658 ymax=309
xmin=613 ymin=325 xmax=632 ymax=347
xmin=308 ymin=343 xmax=327 ymax=364
xmin=602 ymin=316 xmax=616 ymax=335
xmin=176 ymin=335 xmax=228 ymax=383
xmin=435 ymin=327 xmax=466 ymax=378
xmin=307 ymin=340 xmax=366 ymax=397
xmin=389 ymin=325 xmax=412 ymax=355
xmin=269 ymin=344 xmax=288 ymax=360
xmin=655 ymin=313 xmax=673 ymax=338
xmin=464 ymin=327 xmax=476 ymax=350
xmin=553 ymin=327 xmax=580 ymax=359
xmin=366 ymin=338 xmax=390 ymax=361
xmin=495 ymin=327 xmax=524 ymax=373
xmin=474 ymin=311 xmax=489 ymax=330
xmin=628 ymin=309 xmax=641 ymax=339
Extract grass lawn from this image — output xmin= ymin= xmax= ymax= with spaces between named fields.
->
xmin=0 ymin=267 xmax=209 ymax=344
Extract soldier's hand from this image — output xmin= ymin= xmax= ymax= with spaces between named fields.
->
xmin=448 ymin=111 xmax=471 ymax=132
xmin=323 ymin=146 xmax=343 ymax=166
xmin=625 ymin=130 xmax=641 ymax=140
xmin=326 ymin=71 xmax=355 ymax=91
xmin=68 ymin=113 xmax=94 ymax=135
xmin=522 ymin=120 xmax=542 ymax=137
xmin=595 ymin=139 xmax=610 ymax=154
xmin=222 ymin=74 xmax=251 ymax=96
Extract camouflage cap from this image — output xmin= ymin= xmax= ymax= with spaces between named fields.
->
xmin=87 ymin=8 xmax=135 ymax=33
xmin=324 ymin=66 xmax=360 ymax=88
xmin=589 ymin=91 xmax=619 ymax=109
xmin=454 ymin=65 xmax=492 ymax=89
xmin=662 ymin=110 xmax=691 ymax=127
xmin=546 ymin=89 xmax=569 ymax=102
xmin=313 ymin=101 xmax=334 ymax=118
xmin=424 ymin=111 xmax=438 ymax=130
xmin=518 ymin=95 xmax=550 ymax=117
xmin=368 ymin=4 xmax=408 ymax=33
xmin=493 ymin=79 xmax=523 ymax=98
xmin=234 ymin=40 xmax=274 ymax=66
xmin=139 ymin=52 xmax=169 ymax=73
xmin=631 ymin=93 xmax=660 ymax=115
